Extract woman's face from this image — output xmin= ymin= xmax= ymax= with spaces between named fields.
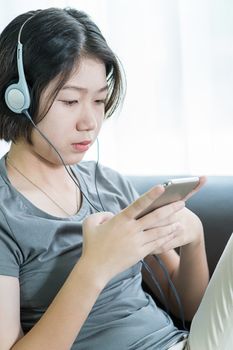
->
xmin=30 ymin=57 xmax=108 ymax=165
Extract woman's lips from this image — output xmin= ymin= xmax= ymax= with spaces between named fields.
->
xmin=72 ymin=141 xmax=91 ymax=152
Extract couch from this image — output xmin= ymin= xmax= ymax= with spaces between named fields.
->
xmin=128 ymin=175 xmax=233 ymax=276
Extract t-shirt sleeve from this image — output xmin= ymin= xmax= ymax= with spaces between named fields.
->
xmin=97 ymin=163 xmax=140 ymax=207
xmin=0 ymin=208 xmax=22 ymax=277
xmin=120 ymin=176 xmax=140 ymax=203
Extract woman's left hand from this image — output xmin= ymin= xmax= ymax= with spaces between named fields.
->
xmin=149 ymin=206 xmax=204 ymax=254
xmin=149 ymin=176 xmax=207 ymax=254
xmin=171 ymin=206 xmax=204 ymax=248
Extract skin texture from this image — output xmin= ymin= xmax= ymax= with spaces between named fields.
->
xmin=0 ymin=57 xmax=209 ymax=350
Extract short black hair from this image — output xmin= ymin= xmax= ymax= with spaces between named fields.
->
xmin=0 ymin=7 xmax=125 ymax=143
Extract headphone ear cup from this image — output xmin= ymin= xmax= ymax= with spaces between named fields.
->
xmin=5 ymin=82 xmax=30 ymax=114
xmin=5 ymin=41 xmax=31 ymax=115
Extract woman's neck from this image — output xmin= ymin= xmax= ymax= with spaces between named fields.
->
xmin=6 ymin=144 xmax=82 ymax=217
xmin=6 ymin=143 xmax=72 ymax=189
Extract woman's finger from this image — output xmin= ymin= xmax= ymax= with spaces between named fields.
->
xmin=83 ymin=211 xmax=114 ymax=229
xmin=137 ymin=200 xmax=185 ymax=230
xmin=183 ymin=175 xmax=207 ymax=201
xmin=120 ymin=185 xmax=165 ymax=220
xmin=142 ymin=230 xmax=176 ymax=255
xmin=142 ymin=222 xmax=181 ymax=244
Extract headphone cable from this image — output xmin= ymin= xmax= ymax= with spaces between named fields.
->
xmin=141 ymin=259 xmax=170 ymax=314
xmin=94 ymin=138 xmax=106 ymax=211
xmin=23 ymin=110 xmax=102 ymax=213
xmin=25 ymin=110 xmax=185 ymax=329
xmin=153 ymin=255 xmax=187 ymax=330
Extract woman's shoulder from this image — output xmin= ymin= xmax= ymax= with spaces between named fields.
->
xmin=0 ymin=155 xmax=7 ymax=183
xmin=0 ymin=156 xmax=12 ymax=206
xmin=75 ymin=160 xmax=119 ymax=176
xmin=75 ymin=161 xmax=130 ymax=188
xmin=75 ymin=161 xmax=139 ymax=205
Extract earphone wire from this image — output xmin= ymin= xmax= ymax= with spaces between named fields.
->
xmin=94 ymin=138 xmax=106 ymax=211
xmin=141 ymin=259 xmax=170 ymax=314
xmin=23 ymin=110 xmax=101 ymax=213
xmin=24 ymin=113 xmax=186 ymax=329
xmin=153 ymin=255 xmax=187 ymax=330
xmin=15 ymin=15 xmax=101 ymax=214
xmin=24 ymin=109 xmax=188 ymax=330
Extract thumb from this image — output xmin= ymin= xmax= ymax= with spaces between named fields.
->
xmin=83 ymin=212 xmax=114 ymax=229
xmin=184 ymin=175 xmax=207 ymax=201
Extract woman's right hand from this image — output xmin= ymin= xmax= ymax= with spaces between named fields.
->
xmin=81 ymin=185 xmax=185 ymax=286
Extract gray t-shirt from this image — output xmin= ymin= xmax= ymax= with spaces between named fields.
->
xmin=0 ymin=155 xmax=186 ymax=349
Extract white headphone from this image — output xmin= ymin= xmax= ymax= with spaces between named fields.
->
xmin=4 ymin=16 xmax=34 ymax=114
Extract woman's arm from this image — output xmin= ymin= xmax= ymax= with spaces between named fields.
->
xmin=9 ymin=259 xmax=104 ymax=350
xmin=143 ymin=208 xmax=209 ymax=321
xmin=170 ymin=209 xmax=209 ymax=320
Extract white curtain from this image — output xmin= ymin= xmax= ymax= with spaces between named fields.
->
xmin=1 ymin=0 xmax=233 ymax=175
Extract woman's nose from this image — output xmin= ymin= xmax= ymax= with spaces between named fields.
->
xmin=76 ymin=106 xmax=98 ymax=131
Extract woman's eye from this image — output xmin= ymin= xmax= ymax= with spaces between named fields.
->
xmin=60 ymin=100 xmax=78 ymax=106
xmin=95 ymin=99 xmax=106 ymax=104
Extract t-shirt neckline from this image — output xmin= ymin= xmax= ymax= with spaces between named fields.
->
xmin=0 ymin=154 xmax=89 ymax=221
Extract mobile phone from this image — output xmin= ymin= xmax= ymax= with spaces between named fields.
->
xmin=135 ymin=177 xmax=200 ymax=220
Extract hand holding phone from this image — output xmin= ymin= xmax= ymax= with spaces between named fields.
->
xmin=135 ymin=177 xmax=200 ymax=220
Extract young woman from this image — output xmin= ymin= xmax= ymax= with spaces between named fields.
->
xmin=0 ymin=7 xmax=232 ymax=350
